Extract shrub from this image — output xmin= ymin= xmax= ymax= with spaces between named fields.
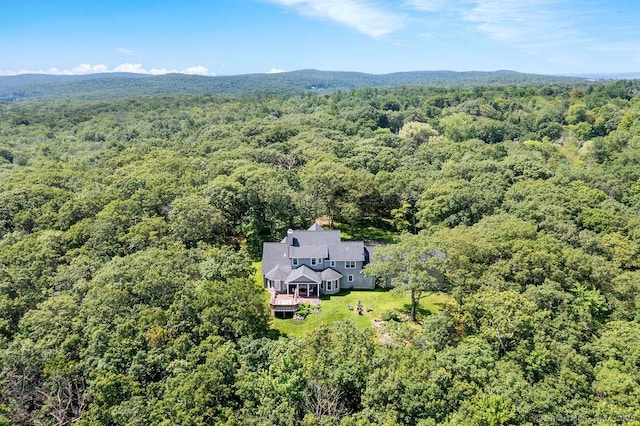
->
xmin=381 ymin=310 xmax=402 ymax=322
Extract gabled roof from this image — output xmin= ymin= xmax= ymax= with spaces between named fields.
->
xmin=262 ymin=242 xmax=291 ymax=275
xmin=264 ymin=265 xmax=290 ymax=281
xmin=308 ymin=222 xmax=324 ymax=231
xmin=285 ymin=265 xmax=321 ymax=284
xmin=285 ymin=230 xmax=341 ymax=247
xmin=329 ymin=241 xmax=365 ymax=261
xmin=320 ymin=268 xmax=342 ymax=281
xmin=262 ymin=224 xmax=370 ymax=277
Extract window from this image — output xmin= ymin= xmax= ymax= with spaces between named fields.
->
xmin=345 ymin=260 xmax=356 ymax=269
xmin=311 ymin=258 xmax=317 ymax=266
xmin=327 ymin=280 xmax=332 ymax=291
xmin=292 ymin=258 xmax=299 ymax=266
xmin=317 ymin=258 xmax=323 ymax=264
xmin=330 ymin=260 xmax=336 ymax=267
xmin=348 ymin=275 xmax=354 ymax=282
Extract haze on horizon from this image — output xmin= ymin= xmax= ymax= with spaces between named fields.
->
xmin=1 ymin=0 xmax=639 ymax=77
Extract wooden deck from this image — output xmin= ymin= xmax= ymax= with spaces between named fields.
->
xmin=269 ymin=293 xmax=320 ymax=313
xmin=270 ymin=294 xmax=299 ymax=312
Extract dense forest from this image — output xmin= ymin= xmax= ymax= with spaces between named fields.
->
xmin=1 ymin=79 xmax=639 ymax=425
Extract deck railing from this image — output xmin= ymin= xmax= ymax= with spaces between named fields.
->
xmin=269 ymin=291 xmax=300 ymax=312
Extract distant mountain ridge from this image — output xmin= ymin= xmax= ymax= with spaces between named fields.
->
xmin=564 ymin=72 xmax=640 ymax=80
xmin=0 ymin=69 xmax=590 ymax=102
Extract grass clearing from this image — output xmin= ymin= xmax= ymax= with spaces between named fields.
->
xmin=331 ymin=220 xmax=397 ymax=243
xmin=269 ymin=287 xmax=450 ymax=338
xmin=252 ymin=261 xmax=263 ymax=287
xmin=253 ymin=261 xmax=451 ymax=338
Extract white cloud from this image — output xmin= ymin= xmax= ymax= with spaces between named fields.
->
xmin=72 ymin=63 xmax=110 ymax=74
xmin=116 ymin=47 xmax=136 ymax=55
xmin=0 ymin=67 xmax=74 ymax=76
xmin=589 ymin=41 xmax=640 ymax=68
xmin=267 ymin=68 xmax=286 ymax=74
xmin=113 ymin=63 xmax=148 ymax=73
xmin=590 ymin=42 xmax=640 ymax=54
xmin=183 ymin=65 xmax=211 ymax=75
xmin=266 ymin=0 xmax=405 ymax=38
xmin=462 ymin=0 xmax=580 ymax=49
xmin=0 ymin=63 xmax=214 ymax=76
xmin=403 ymin=0 xmax=585 ymax=58
xmin=403 ymin=0 xmax=450 ymax=12
xmin=149 ymin=68 xmax=176 ymax=75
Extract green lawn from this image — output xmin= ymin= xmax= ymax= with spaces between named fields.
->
xmin=253 ymin=262 xmax=451 ymax=338
xmin=335 ymin=224 xmax=397 ymax=243
xmin=305 ymin=217 xmax=398 ymax=243
xmin=252 ymin=261 xmax=264 ymax=286
xmin=268 ymin=287 xmax=450 ymax=337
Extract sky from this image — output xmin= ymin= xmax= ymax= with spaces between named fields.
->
xmin=1 ymin=0 xmax=639 ymax=77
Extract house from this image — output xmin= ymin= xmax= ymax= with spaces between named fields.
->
xmin=261 ymin=223 xmax=376 ymax=316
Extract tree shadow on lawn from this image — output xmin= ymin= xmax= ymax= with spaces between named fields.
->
xmin=265 ymin=328 xmax=283 ymax=339
xmin=400 ymin=303 xmax=432 ymax=323
xmin=319 ymin=287 xmax=394 ymax=302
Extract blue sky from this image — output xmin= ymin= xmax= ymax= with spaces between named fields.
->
xmin=1 ymin=0 xmax=639 ymax=76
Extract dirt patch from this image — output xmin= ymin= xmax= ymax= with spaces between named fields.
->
xmin=379 ymin=333 xmax=393 ymax=345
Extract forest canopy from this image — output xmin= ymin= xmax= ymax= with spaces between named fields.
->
xmin=1 ymin=80 xmax=640 ymax=425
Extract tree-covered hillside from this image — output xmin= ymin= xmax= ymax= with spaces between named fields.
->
xmin=0 ymin=69 xmax=587 ymax=102
xmin=0 ymin=80 xmax=639 ymax=425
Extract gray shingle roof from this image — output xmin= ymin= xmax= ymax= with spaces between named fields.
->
xmin=289 ymin=245 xmax=328 ymax=259
xmin=262 ymin=225 xmax=370 ymax=277
xmin=308 ymin=222 xmax=324 ymax=231
xmin=329 ymin=241 xmax=365 ymax=261
xmin=320 ymin=268 xmax=342 ymax=281
xmin=285 ymin=265 xmax=321 ymax=284
xmin=287 ymin=230 xmax=341 ymax=247
xmin=261 ymin=242 xmax=290 ymax=275
xmin=264 ymin=265 xmax=290 ymax=281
